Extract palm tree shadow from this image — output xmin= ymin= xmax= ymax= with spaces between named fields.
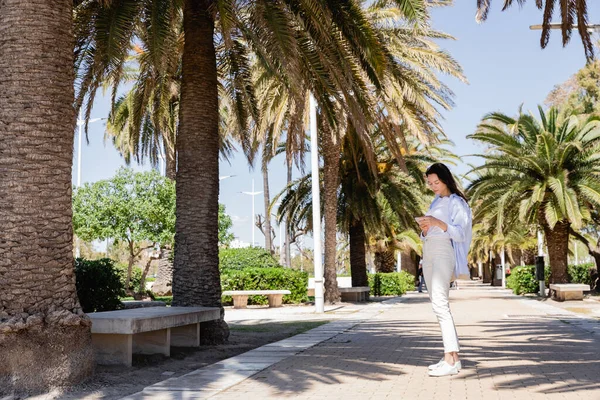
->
xmin=231 ymin=307 xmax=600 ymax=396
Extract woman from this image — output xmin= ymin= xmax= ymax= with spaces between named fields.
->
xmin=416 ymin=163 xmax=472 ymax=377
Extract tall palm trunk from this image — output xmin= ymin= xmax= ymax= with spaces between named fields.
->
xmin=543 ymin=220 xmax=570 ymax=284
xmin=262 ymin=161 xmax=273 ymax=254
xmin=285 ymin=160 xmax=293 ymax=267
xmin=322 ymin=127 xmax=341 ymax=303
xmin=172 ymin=0 xmax=228 ymax=344
xmin=0 ymin=0 xmax=93 ymax=392
xmin=349 ymin=219 xmax=369 ymax=287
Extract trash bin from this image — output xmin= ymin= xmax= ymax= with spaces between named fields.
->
xmin=495 ymin=265 xmax=503 ymax=280
xmin=535 ymin=256 xmax=545 ymax=281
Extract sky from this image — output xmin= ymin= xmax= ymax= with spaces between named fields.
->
xmin=75 ymin=1 xmax=600 ymax=249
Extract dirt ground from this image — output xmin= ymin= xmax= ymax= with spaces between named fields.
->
xmin=20 ymin=319 xmax=328 ymax=400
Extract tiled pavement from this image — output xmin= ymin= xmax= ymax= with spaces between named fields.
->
xmin=123 ymin=283 xmax=600 ymax=399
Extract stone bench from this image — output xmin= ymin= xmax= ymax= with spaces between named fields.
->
xmin=339 ymin=286 xmax=370 ymax=302
xmin=87 ymin=306 xmax=220 ymax=366
xmin=222 ymin=290 xmax=291 ymax=309
xmin=549 ymin=284 xmax=591 ymax=301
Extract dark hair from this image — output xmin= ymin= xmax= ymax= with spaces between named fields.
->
xmin=425 ymin=163 xmax=468 ymax=202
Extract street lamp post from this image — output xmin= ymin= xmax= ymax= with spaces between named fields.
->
xmin=76 ymin=109 xmax=104 ymax=187
xmin=530 ymin=23 xmax=600 ymax=33
xmin=241 ymin=179 xmax=262 ymax=247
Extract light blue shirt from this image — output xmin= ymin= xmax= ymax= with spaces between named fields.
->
xmin=422 ymin=194 xmax=472 ymax=279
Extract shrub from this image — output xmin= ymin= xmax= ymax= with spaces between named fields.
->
xmin=115 ymin=263 xmax=143 ymax=292
xmin=221 ymin=267 xmax=308 ymax=305
xmin=368 ymin=271 xmax=414 ymax=296
xmin=219 ymin=247 xmax=282 ymax=270
xmin=568 ymin=263 xmax=595 ymax=286
xmin=75 ymin=258 xmax=125 ymax=312
xmin=506 ymin=266 xmax=539 ymax=295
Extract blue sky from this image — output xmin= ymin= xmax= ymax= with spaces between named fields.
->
xmin=76 ymin=1 xmax=599 ymax=248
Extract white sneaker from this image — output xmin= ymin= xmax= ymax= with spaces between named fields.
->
xmin=428 ymin=359 xmax=461 ymax=371
xmin=428 ymin=361 xmax=460 ymax=377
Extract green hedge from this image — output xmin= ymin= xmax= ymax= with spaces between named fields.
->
xmin=75 ymin=258 xmax=125 ymax=312
xmin=219 ymin=247 xmax=282 ymax=270
xmin=507 ymin=263 xmax=597 ymax=295
xmin=368 ymin=271 xmax=414 ymax=296
xmin=221 ymin=267 xmax=308 ymax=305
xmin=506 ymin=266 xmax=541 ymax=295
xmin=567 ymin=262 xmax=596 ymax=286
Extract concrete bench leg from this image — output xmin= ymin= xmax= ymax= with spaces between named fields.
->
xmin=171 ymin=323 xmax=200 ymax=347
xmin=133 ymin=328 xmax=170 ymax=357
xmin=267 ymin=294 xmax=284 ymax=308
xmin=558 ymin=291 xmax=584 ymax=301
xmin=91 ymin=333 xmax=133 ymax=367
xmin=232 ymin=295 xmax=249 ymax=309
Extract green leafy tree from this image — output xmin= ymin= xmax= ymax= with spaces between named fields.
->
xmin=218 ymin=204 xmax=234 ymax=248
xmin=73 ymin=168 xmax=175 ymax=292
xmin=545 ymin=59 xmax=600 ymax=115
xmin=467 ymin=106 xmax=600 ymax=283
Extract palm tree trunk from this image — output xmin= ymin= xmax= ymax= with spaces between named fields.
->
xmin=262 ymin=162 xmax=273 ymax=254
xmin=165 ymin=140 xmax=177 ymax=181
xmin=172 ymin=0 xmax=228 ymax=344
xmin=374 ymin=250 xmax=396 ymax=273
xmin=0 ymin=0 xmax=93 ymax=391
xmin=153 ymin=247 xmax=173 ymax=295
xmin=349 ymin=219 xmax=369 ymax=287
xmin=322 ymin=126 xmax=341 ymax=303
xmin=285 ymin=160 xmax=293 ymax=267
xmin=483 ymin=254 xmax=492 ymax=283
xmin=544 ymin=220 xmax=570 ymax=283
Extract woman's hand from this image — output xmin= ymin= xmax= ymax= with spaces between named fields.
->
xmin=417 ymin=216 xmax=447 ymax=232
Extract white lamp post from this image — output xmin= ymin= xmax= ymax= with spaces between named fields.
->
xmin=76 ymin=109 xmax=104 ymax=187
xmin=309 ymin=94 xmax=324 ymax=314
xmin=241 ymin=179 xmax=262 ymax=247
xmin=501 ymin=245 xmax=506 ymax=289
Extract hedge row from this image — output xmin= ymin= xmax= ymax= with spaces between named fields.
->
xmin=368 ymin=271 xmax=415 ymax=296
xmin=221 ymin=267 xmax=308 ymax=305
xmin=507 ymin=263 xmax=597 ymax=295
xmin=219 ymin=247 xmax=282 ymax=270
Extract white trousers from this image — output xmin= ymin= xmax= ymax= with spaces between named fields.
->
xmin=422 ymin=237 xmax=460 ymax=353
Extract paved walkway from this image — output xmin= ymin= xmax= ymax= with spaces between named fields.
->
xmin=124 ymin=283 xmax=600 ymax=399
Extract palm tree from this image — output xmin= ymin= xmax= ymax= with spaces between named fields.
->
xmin=476 ymin=0 xmax=595 ymax=60
xmin=467 ymin=106 xmax=600 ymax=283
xmin=257 ymin=1 xmax=465 ymax=301
xmin=0 ymin=0 xmax=93 ymax=391
xmin=76 ymin=0 xmax=430 ymax=340
xmin=276 ymin=127 xmax=430 ymax=288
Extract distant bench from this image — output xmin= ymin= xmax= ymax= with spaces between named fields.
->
xmin=87 ymin=306 xmax=220 ymax=366
xmin=339 ymin=287 xmax=370 ymax=302
xmin=307 ymin=286 xmax=371 ymax=302
xmin=549 ymin=284 xmax=591 ymax=301
xmin=222 ymin=290 xmax=291 ymax=309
